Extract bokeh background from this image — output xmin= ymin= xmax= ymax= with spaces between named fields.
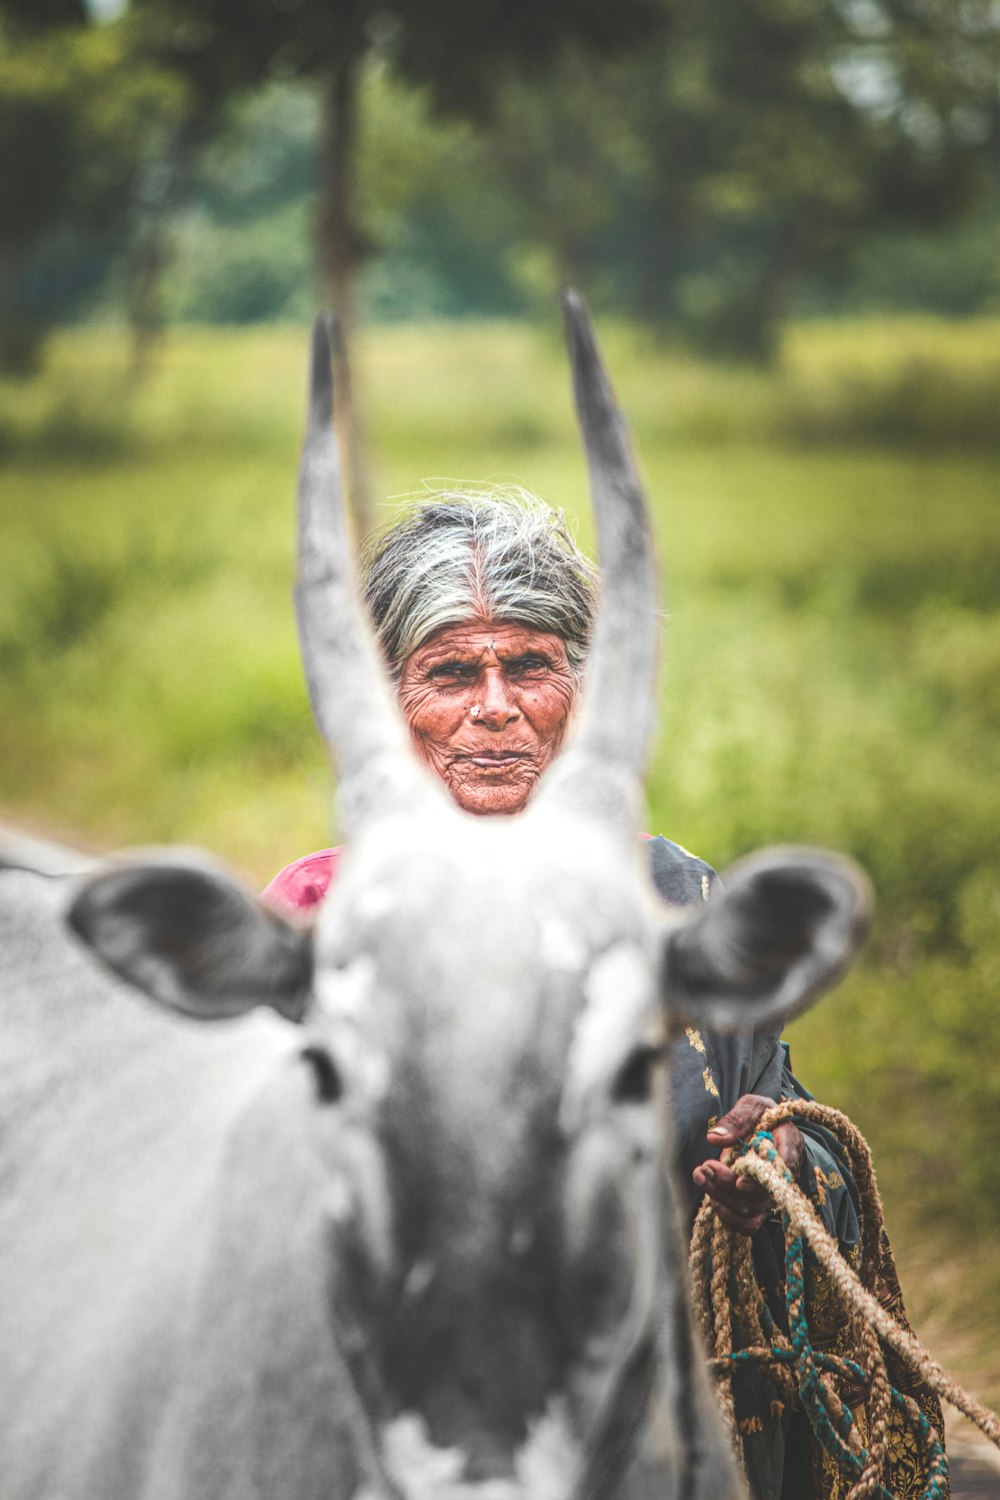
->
xmin=2 ymin=0 xmax=999 ymax=1452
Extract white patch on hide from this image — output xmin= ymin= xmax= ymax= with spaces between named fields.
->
xmin=561 ymin=943 xmax=655 ymax=1130
xmin=402 ymin=1257 xmax=437 ymax=1302
xmin=355 ymin=884 xmax=395 ymax=922
xmin=315 ymin=956 xmax=390 ymax=1104
xmin=537 ymin=917 xmax=587 ymax=974
xmin=369 ymin=1402 xmax=580 ymax=1500
xmin=378 ymin=1415 xmax=465 ymax=1497
xmin=322 ymin=1173 xmax=355 ymax=1225
xmin=514 ymin=1399 xmax=581 ymax=1496
xmin=317 ymin=954 xmax=376 ymax=1021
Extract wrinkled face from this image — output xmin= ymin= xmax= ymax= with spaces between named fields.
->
xmin=396 ymin=621 xmax=578 ymax=816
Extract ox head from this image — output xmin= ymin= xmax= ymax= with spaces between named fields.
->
xmin=67 ymin=296 xmax=869 ymax=1500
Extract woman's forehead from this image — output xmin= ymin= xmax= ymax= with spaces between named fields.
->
xmin=409 ymin=619 xmax=571 ymax=665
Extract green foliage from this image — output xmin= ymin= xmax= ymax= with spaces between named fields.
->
xmin=180 ymin=81 xmax=321 ymax=227
xmin=807 ymin=196 xmax=1000 ymax=319
xmin=155 ymin=70 xmax=529 ymax=324
xmin=355 ymin=64 xmax=529 ymax=320
xmin=762 ymin=319 xmax=1000 ymax=448
xmin=121 ymin=0 xmax=668 ymax=407
xmin=135 ymin=82 xmax=320 ymax=324
xmin=148 ymin=61 xmax=1000 ymax=343
xmin=468 ymin=1 xmax=1000 ymax=357
xmin=6 ymin=1 xmax=999 ymax=361
xmin=166 ymin=204 xmax=316 ymax=323
xmin=0 ymin=15 xmax=182 ymax=368
xmin=159 ymin=69 xmax=528 ymax=324
xmin=129 ymin=0 xmax=666 ymax=117
xmin=0 ymin=0 xmax=86 ymax=30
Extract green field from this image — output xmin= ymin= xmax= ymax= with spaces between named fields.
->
xmin=3 ymin=316 xmax=999 ymax=1416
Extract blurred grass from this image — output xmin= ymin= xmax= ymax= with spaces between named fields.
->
xmin=1 ymin=315 xmax=999 ymax=1408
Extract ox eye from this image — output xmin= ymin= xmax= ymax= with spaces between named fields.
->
xmin=610 ymin=1043 xmax=662 ymax=1105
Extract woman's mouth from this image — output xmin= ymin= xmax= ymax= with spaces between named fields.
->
xmin=460 ymin=751 xmax=530 ymax=769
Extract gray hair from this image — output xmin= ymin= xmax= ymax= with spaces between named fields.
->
xmin=362 ymin=489 xmax=600 ymax=679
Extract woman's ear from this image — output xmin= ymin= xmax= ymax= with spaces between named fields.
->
xmin=659 ymin=847 xmax=871 ymax=1031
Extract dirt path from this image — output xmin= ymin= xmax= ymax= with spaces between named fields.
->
xmin=950 ymin=1447 xmax=1000 ymax=1498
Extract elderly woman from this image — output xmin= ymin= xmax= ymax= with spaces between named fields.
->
xmin=265 ymin=489 xmax=933 ymax=1500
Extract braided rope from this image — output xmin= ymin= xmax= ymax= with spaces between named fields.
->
xmin=737 ymin=1146 xmax=1000 ymax=1444
xmin=852 ymin=1311 xmax=893 ymax=1497
xmin=710 ymin=1210 xmax=742 ymax=1455
xmin=690 ymin=1101 xmax=1000 ymax=1500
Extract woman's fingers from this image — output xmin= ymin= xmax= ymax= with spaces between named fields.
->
xmin=693 ymin=1161 xmax=770 ymax=1234
xmin=694 ymin=1095 xmax=807 ymax=1236
xmin=773 ymin=1121 xmax=805 ymax=1180
xmin=705 ymin=1093 xmax=775 ymax=1147
xmin=694 ymin=1160 xmax=767 ymax=1210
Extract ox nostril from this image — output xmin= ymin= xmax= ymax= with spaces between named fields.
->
xmin=461 ymin=1437 xmax=516 ymax=1483
xmin=302 ymin=1044 xmax=343 ymax=1103
xmin=460 ymin=1371 xmax=486 ymax=1401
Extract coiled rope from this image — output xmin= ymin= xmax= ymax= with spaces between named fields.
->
xmin=690 ymin=1100 xmax=1000 ymax=1500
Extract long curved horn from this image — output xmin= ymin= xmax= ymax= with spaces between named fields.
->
xmin=535 ymin=291 xmax=660 ymax=826
xmin=294 ymin=314 xmax=439 ymax=835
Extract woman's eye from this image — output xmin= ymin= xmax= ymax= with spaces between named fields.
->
xmin=428 ymin=661 xmax=477 ymax=682
xmin=508 ymin=655 xmax=549 ymax=677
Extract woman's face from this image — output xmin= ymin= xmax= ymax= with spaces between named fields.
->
xmin=397 ymin=619 xmax=578 ymax=816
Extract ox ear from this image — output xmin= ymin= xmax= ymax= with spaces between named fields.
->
xmin=660 ymin=848 xmax=870 ymax=1031
xmin=68 ymin=856 xmax=314 ymax=1022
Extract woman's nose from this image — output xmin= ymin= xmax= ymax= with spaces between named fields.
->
xmin=476 ymin=669 xmax=519 ymax=727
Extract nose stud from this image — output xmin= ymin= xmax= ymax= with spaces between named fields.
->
xmin=470 ymin=705 xmax=482 ymax=720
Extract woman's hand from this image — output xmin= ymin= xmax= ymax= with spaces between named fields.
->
xmin=692 ymin=1094 xmax=805 ymax=1236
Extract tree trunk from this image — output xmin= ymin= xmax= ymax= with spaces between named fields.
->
xmin=740 ymin=218 xmax=813 ymax=364
xmin=634 ymin=200 xmax=684 ymax=332
xmin=126 ymin=214 xmax=170 ymax=382
xmin=317 ymin=56 xmax=373 ymax=541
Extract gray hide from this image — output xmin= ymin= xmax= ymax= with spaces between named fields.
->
xmin=0 ymin=295 xmax=870 ymax=1500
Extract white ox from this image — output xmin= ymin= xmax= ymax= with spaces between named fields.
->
xmin=0 ymin=295 xmax=869 ymax=1500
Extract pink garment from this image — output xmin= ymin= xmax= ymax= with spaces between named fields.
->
xmin=263 ymin=833 xmax=654 ymax=918
xmin=261 ymin=847 xmax=344 ymax=916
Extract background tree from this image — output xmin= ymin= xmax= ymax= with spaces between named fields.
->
xmin=0 ymin=3 xmax=180 ymax=372
xmin=124 ymin=0 xmax=668 ymax=526
xmin=149 ymin=69 xmax=526 ymax=327
xmin=478 ymin=0 xmax=1000 ymax=359
xmin=4 ymin=0 xmax=997 ymax=380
